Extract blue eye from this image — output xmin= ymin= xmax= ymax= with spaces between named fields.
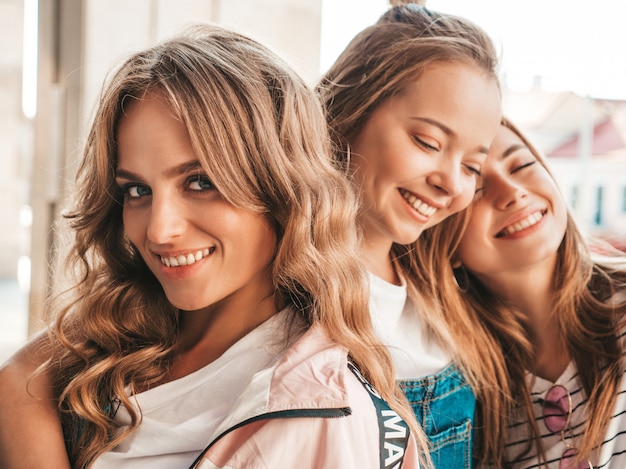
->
xmin=188 ymin=175 xmax=214 ymax=191
xmin=125 ymin=184 xmax=151 ymax=198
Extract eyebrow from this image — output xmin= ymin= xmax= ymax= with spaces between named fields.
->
xmin=410 ymin=117 xmax=490 ymax=154
xmin=501 ymin=144 xmax=526 ymax=159
xmin=115 ymin=160 xmax=203 ymax=180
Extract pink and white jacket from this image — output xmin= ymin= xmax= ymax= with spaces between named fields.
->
xmin=189 ymin=324 xmax=421 ymax=469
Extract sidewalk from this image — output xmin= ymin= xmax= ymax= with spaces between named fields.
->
xmin=0 ymin=278 xmax=29 ymax=363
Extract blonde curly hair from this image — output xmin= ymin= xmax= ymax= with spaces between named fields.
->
xmin=42 ymin=24 xmax=421 ymax=468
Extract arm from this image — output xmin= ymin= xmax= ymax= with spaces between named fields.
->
xmin=0 ymin=333 xmax=71 ymax=469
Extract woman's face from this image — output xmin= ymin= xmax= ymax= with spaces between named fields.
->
xmin=349 ymin=61 xmax=501 ymax=255
xmin=456 ymin=124 xmax=568 ymax=284
xmin=115 ymin=93 xmax=277 ymax=314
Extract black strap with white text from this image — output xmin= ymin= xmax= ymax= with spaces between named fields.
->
xmin=348 ymin=362 xmax=411 ymax=469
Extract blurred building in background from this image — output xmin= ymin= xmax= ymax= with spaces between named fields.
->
xmin=0 ymin=0 xmax=29 ymax=280
xmin=1 ymin=0 xmax=31 ymax=361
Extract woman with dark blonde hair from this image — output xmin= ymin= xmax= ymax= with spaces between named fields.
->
xmin=317 ymin=2 xmax=503 ymax=467
xmin=454 ymin=118 xmax=626 ymax=467
xmin=0 ymin=24 xmax=424 ymax=468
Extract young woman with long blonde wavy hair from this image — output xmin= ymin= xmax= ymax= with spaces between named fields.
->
xmin=0 ymin=24 xmax=425 ymax=469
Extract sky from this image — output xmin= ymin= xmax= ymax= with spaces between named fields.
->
xmin=321 ymin=0 xmax=626 ymax=100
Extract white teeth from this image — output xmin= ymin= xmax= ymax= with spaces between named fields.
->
xmin=159 ymin=248 xmax=211 ymax=267
xmin=399 ymin=189 xmax=437 ymax=217
xmin=501 ymin=211 xmax=543 ymax=236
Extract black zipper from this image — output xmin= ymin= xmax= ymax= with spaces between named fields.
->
xmin=188 ymin=406 xmax=352 ymax=468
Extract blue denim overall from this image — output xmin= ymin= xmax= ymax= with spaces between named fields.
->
xmin=400 ymin=362 xmax=476 ymax=469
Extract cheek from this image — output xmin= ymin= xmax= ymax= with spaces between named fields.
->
xmin=448 ymin=182 xmax=477 ymax=214
xmin=553 ymin=197 xmax=569 ymax=237
xmin=250 ymin=220 xmax=278 ymax=260
xmin=122 ymin=209 xmax=143 ymax=245
xmin=222 ymin=212 xmax=277 ymax=261
xmin=456 ymin=214 xmax=487 ymax=268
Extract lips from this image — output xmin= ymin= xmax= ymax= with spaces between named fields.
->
xmin=398 ymin=188 xmax=437 ymax=217
xmin=159 ymin=247 xmax=215 ymax=267
xmin=496 ymin=210 xmax=545 ymax=238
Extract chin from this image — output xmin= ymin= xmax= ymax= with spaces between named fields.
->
xmin=407 ymin=229 xmax=427 ymax=245
xmin=164 ymin=293 xmax=209 ymax=312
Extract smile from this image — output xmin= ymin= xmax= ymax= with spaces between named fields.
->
xmin=399 ymin=189 xmax=437 ymax=217
xmin=159 ymin=247 xmax=214 ymax=267
xmin=497 ymin=210 xmax=545 ymax=237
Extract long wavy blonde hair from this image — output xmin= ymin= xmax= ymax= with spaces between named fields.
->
xmin=317 ymin=3 xmax=507 ymax=464
xmin=42 ymin=24 xmax=421 ymax=468
xmin=455 ymin=117 xmax=626 ymax=466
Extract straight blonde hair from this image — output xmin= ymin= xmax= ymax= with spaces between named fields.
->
xmin=317 ymin=3 xmax=505 ymax=464
xmin=457 ymin=117 xmax=626 ymax=466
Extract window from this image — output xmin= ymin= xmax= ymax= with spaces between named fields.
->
xmin=594 ymin=186 xmax=604 ymax=226
xmin=570 ymin=184 xmax=579 ymax=210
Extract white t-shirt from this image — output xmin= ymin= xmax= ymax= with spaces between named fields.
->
xmin=368 ymin=272 xmax=450 ymax=380
xmin=93 ymin=309 xmax=295 ymax=468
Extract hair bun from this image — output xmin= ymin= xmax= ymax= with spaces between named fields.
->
xmin=389 ymin=0 xmax=426 ymax=6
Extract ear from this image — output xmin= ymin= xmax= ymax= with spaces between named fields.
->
xmin=451 ymin=256 xmax=462 ymax=269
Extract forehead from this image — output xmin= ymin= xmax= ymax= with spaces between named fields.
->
xmin=492 ymin=125 xmax=522 ymax=150
xmin=485 ymin=125 xmax=530 ymax=164
xmin=395 ymin=61 xmax=501 ymax=141
xmin=116 ymin=93 xmax=195 ymax=167
xmin=401 ymin=60 xmax=497 ymax=96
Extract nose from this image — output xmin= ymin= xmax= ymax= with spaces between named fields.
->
xmin=426 ymin=158 xmax=464 ymax=198
xmin=146 ymin=193 xmax=186 ymax=244
xmin=491 ymin=175 xmax=528 ymax=210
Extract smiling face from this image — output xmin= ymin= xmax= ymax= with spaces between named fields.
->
xmin=349 ymin=61 xmax=501 ymax=262
xmin=456 ymin=124 xmax=568 ymax=283
xmin=115 ymin=93 xmax=278 ymax=314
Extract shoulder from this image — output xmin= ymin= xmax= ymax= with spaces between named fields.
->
xmin=202 ymin=366 xmax=421 ymax=469
xmin=198 ymin=328 xmax=421 ymax=469
xmin=0 ymin=333 xmax=70 ymax=468
xmin=0 ymin=331 xmax=55 ymax=396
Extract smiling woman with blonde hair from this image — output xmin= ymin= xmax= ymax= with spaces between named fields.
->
xmin=317 ymin=2 xmax=504 ymax=467
xmin=0 ymin=24 xmax=424 ymax=469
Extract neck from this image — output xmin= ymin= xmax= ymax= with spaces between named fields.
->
xmin=169 ymin=288 xmax=280 ymax=382
xmin=478 ymin=261 xmax=569 ymax=381
xmin=359 ymin=232 xmax=399 ymax=285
